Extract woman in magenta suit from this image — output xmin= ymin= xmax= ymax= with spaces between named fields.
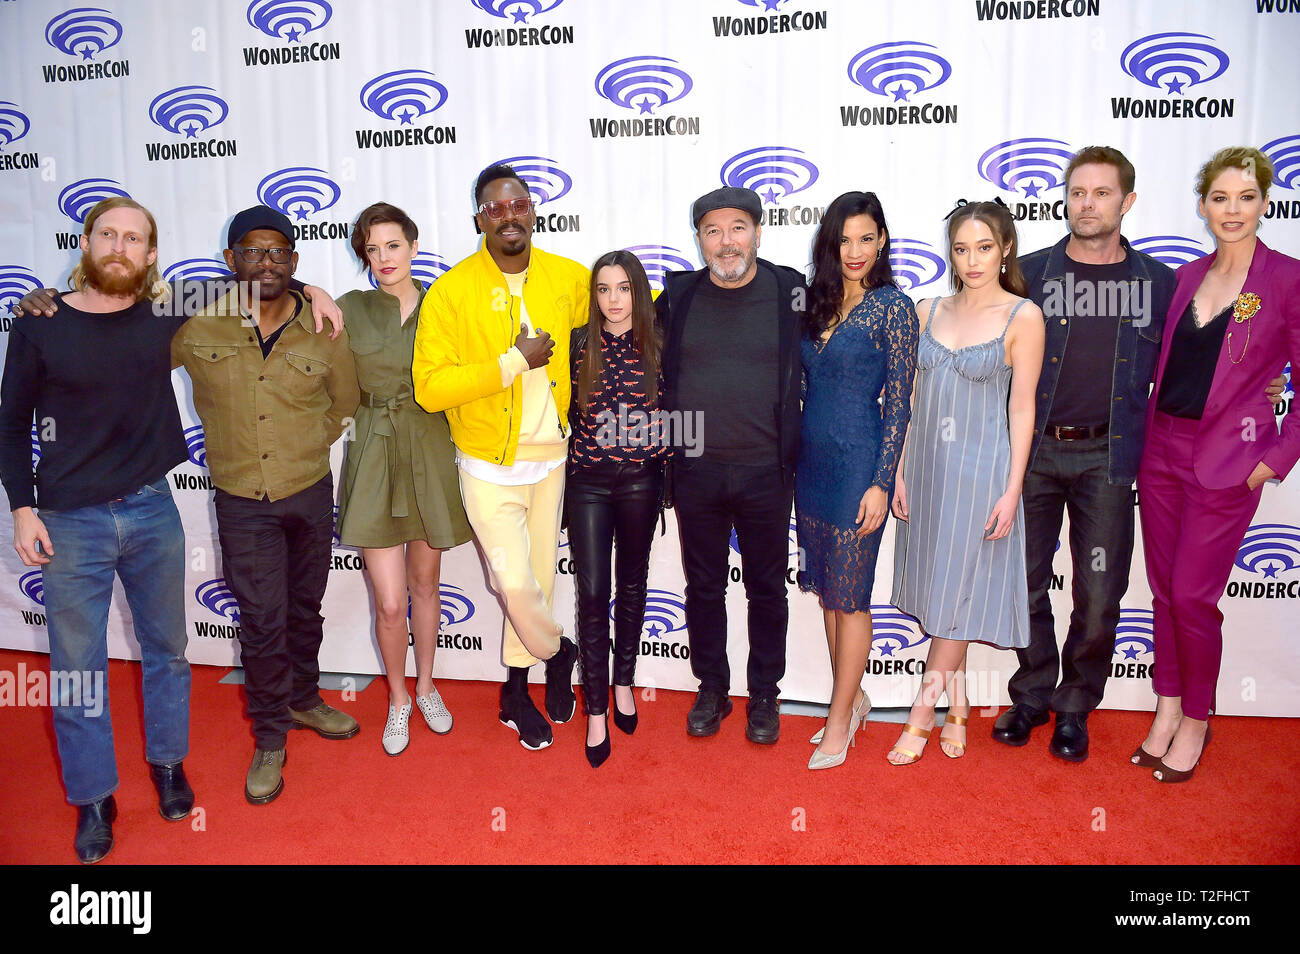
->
xmin=1134 ymin=146 xmax=1300 ymax=782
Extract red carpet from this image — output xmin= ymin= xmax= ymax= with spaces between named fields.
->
xmin=3 ymin=649 xmax=1297 ymax=865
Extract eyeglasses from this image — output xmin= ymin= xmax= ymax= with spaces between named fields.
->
xmin=477 ymin=197 xmax=533 ymax=220
xmin=235 ymin=246 xmax=293 ymax=264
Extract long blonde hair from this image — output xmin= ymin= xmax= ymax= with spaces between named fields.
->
xmin=68 ymin=196 xmax=171 ymax=303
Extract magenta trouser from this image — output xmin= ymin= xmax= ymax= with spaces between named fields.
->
xmin=1137 ymin=411 xmax=1264 ymax=720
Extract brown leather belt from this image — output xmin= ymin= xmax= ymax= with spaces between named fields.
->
xmin=1047 ymin=422 xmax=1108 ymax=441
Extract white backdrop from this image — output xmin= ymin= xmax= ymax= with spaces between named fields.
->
xmin=1 ymin=0 xmax=1297 ymax=715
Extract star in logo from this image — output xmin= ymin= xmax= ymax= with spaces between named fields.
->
xmin=292 ymin=203 xmax=311 ymax=221
xmin=1165 ymin=76 xmax=1186 ymax=94
xmin=1261 ymin=561 xmax=1280 ymax=579
xmin=79 ymin=44 xmax=96 ymax=60
xmin=635 ymin=96 xmax=655 ymax=114
xmin=1122 ymin=644 xmax=1141 ymax=660
xmin=877 ymin=641 xmax=897 ymax=657
xmin=511 ymin=6 xmax=530 ymax=22
xmin=763 ymin=0 xmax=783 ymax=9
xmin=761 ymin=186 xmax=780 ymax=205
xmin=890 ymin=83 xmax=910 ymax=102
xmin=285 ymin=26 xmax=302 ymax=43
xmin=398 ymin=108 xmax=415 ymax=125
xmin=645 ymin=622 xmax=664 ymax=638
xmin=1023 ymin=182 xmax=1042 ymax=198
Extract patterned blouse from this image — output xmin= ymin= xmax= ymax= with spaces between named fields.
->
xmin=569 ymin=326 xmax=668 ymax=469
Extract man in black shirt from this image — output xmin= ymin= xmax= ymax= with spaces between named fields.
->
xmin=657 ymin=187 xmax=805 ymax=743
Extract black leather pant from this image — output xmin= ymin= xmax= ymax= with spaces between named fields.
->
xmin=566 ymin=461 xmax=663 ymax=716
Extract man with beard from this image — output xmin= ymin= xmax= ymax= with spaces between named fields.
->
xmin=0 ymin=198 xmax=194 ymax=862
xmin=412 ymin=164 xmax=586 ymax=750
xmin=171 ymin=205 xmax=359 ymax=803
xmin=655 ymin=187 xmax=805 ymax=743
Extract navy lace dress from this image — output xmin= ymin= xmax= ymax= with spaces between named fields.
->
xmin=796 ymin=284 xmax=918 ymax=612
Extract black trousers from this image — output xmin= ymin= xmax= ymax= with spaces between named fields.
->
xmin=672 ymin=457 xmax=793 ymax=697
xmin=214 ymin=474 xmax=334 ymax=749
xmin=566 ymin=462 xmax=663 ymax=716
xmin=1010 ymin=436 xmax=1135 ymax=714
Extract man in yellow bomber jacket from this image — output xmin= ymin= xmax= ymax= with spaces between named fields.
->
xmin=412 ymin=164 xmax=588 ymax=751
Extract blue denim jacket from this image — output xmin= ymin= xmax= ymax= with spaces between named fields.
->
xmin=1020 ymin=235 xmax=1176 ymax=485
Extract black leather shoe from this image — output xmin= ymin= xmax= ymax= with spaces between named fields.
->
xmin=686 ymin=689 xmax=733 ymax=737
xmin=544 ymin=638 xmax=578 ymax=724
xmin=612 ymin=685 xmax=638 ymax=735
xmin=745 ymin=693 xmax=781 ymax=745
xmin=991 ymin=704 xmax=1049 ymax=746
xmin=1050 ymin=712 xmax=1089 ymax=762
xmin=586 ymin=713 xmax=611 ymax=768
xmin=74 ymin=795 xmax=117 ymax=864
xmin=149 ymin=761 xmax=195 ymax=821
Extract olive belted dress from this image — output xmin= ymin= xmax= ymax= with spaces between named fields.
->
xmin=335 ymin=283 xmax=471 ymax=550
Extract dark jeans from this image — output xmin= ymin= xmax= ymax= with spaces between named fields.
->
xmin=566 ymin=461 xmax=662 ymax=715
xmin=1010 ymin=436 xmax=1135 ymax=714
xmin=672 ymin=456 xmax=793 ymax=697
xmin=214 ymin=474 xmax=334 ymax=750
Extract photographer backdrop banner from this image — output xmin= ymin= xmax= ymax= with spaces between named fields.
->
xmin=1 ymin=0 xmax=1297 ymax=715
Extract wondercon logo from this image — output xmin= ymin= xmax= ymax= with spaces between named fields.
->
xmin=1112 ymin=608 xmax=1154 ymax=659
xmin=19 ymin=570 xmax=45 ymax=606
xmin=847 ymin=41 xmax=952 ymax=102
xmin=1120 ymin=32 xmax=1229 ymax=95
xmin=57 ymin=177 xmax=129 ymax=224
xmin=439 ymin=584 xmax=476 ymax=627
xmin=0 ymin=103 xmax=31 ymax=150
xmin=30 ymin=424 xmax=41 ymax=468
xmin=595 ymin=56 xmax=693 ymax=115
xmin=735 ymin=0 xmax=792 ymax=6
xmin=1283 ymin=362 xmax=1293 ymax=398
xmin=889 ymin=240 xmax=946 ymax=291
xmin=633 ymin=589 xmax=687 ymax=639
xmin=196 ymin=578 xmax=241 ymax=623
xmin=1235 ymin=524 xmax=1300 ymax=578
xmin=148 ymin=86 xmax=229 ymax=138
xmin=729 ymin=521 xmax=800 ymax=558
xmin=367 ymin=253 xmax=451 ymax=289
xmin=1130 ymin=236 xmax=1207 ymax=267
xmin=490 ymin=155 xmax=571 ymax=206
xmin=332 ymin=504 xmax=341 ymax=546
xmin=1262 ymin=135 xmax=1300 ymax=190
xmin=183 ymin=424 xmax=207 ymax=468
xmin=721 ymin=146 xmax=819 ymax=206
xmin=0 ymin=265 xmax=42 ymax=312
xmin=246 ymin=0 xmax=332 ymax=42
xmin=870 ymin=604 xmax=926 ymax=655
xmin=257 ymin=166 xmax=340 ymax=221
xmin=163 ymin=258 xmax=229 ymax=283
xmin=628 ymin=245 xmax=694 ymax=290
xmin=471 ymin=0 xmax=565 ymax=21
xmin=45 ymin=8 xmax=123 ymax=60
xmin=360 ymin=70 xmax=448 ymax=124
xmin=978 ymin=138 xmax=1072 ymax=198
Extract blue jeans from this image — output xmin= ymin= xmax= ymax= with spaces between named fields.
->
xmin=40 ymin=476 xmax=190 ymax=804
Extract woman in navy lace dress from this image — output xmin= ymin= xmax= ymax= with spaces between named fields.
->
xmin=796 ymin=191 xmax=918 ymax=770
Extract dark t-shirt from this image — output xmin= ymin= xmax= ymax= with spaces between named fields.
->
xmin=0 ymin=295 xmax=188 ymax=511
xmin=1046 ymin=255 xmax=1132 ymax=427
xmin=675 ymin=268 xmax=780 ymax=465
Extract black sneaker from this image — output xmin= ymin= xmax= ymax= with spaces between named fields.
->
xmin=745 ymin=693 xmax=781 ymax=744
xmin=544 ymin=637 xmax=578 ymax=724
xmin=499 ymin=690 xmax=554 ymax=750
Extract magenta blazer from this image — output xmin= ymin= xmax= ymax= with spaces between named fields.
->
xmin=1146 ymin=239 xmax=1300 ymax=490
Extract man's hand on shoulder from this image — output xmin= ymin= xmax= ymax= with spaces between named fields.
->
xmin=12 ymin=288 xmax=60 ymax=318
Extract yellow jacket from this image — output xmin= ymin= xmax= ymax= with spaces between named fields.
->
xmin=413 ymin=242 xmax=589 ymax=466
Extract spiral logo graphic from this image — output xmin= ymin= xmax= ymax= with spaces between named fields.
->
xmin=977 ymin=138 xmax=1072 ymax=198
xmin=1130 ymin=235 xmax=1207 ymax=267
xmin=0 ymin=265 xmax=42 ymax=312
xmin=30 ymin=424 xmax=41 ymax=468
xmin=439 ymin=584 xmax=476 ymax=626
xmin=366 ymin=252 xmax=451 ymax=290
xmin=1283 ymin=362 xmax=1293 ymax=398
xmin=163 ymin=258 xmax=230 ymax=283
xmin=889 ymin=240 xmax=946 ymax=291
xmin=1120 ymin=32 xmax=1229 ymax=95
xmin=183 ymin=424 xmax=207 ymax=468
xmin=196 ymin=579 xmax=241 ymax=623
xmin=870 ymin=605 xmax=927 ymax=654
xmin=332 ymin=504 xmax=341 ymax=546
xmin=257 ymin=166 xmax=340 ymax=222
xmin=471 ymin=0 xmax=565 ymax=22
xmin=735 ymin=0 xmax=791 ymax=6
xmin=57 ymin=177 xmax=129 ymax=224
xmin=489 ymin=155 xmax=572 ymax=206
xmin=0 ymin=103 xmax=31 ymax=150
xmin=19 ymin=570 xmax=45 ymax=606
xmin=360 ymin=70 xmax=448 ymax=124
xmin=246 ymin=0 xmax=333 ymax=42
xmin=595 ymin=56 xmax=693 ymax=115
xmin=148 ymin=86 xmax=229 ymax=138
xmin=627 ymin=245 xmax=694 ymax=290
xmin=1235 ymin=524 xmax=1300 ymax=577
xmin=1112 ymin=608 xmax=1154 ymax=659
xmin=847 ymin=41 xmax=952 ymax=102
xmin=1262 ymin=135 xmax=1300 ymax=191
xmin=631 ymin=588 xmax=687 ymax=638
xmin=45 ymin=8 xmax=123 ymax=60
xmin=720 ymin=146 xmax=819 ymax=206
xmin=729 ymin=522 xmax=800 ymax=558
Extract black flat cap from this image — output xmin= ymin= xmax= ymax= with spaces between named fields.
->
xmin=227 ymin=205 xmax=295 ymax=250
xmin=691 ymin=186 xmax=762 ymax=228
